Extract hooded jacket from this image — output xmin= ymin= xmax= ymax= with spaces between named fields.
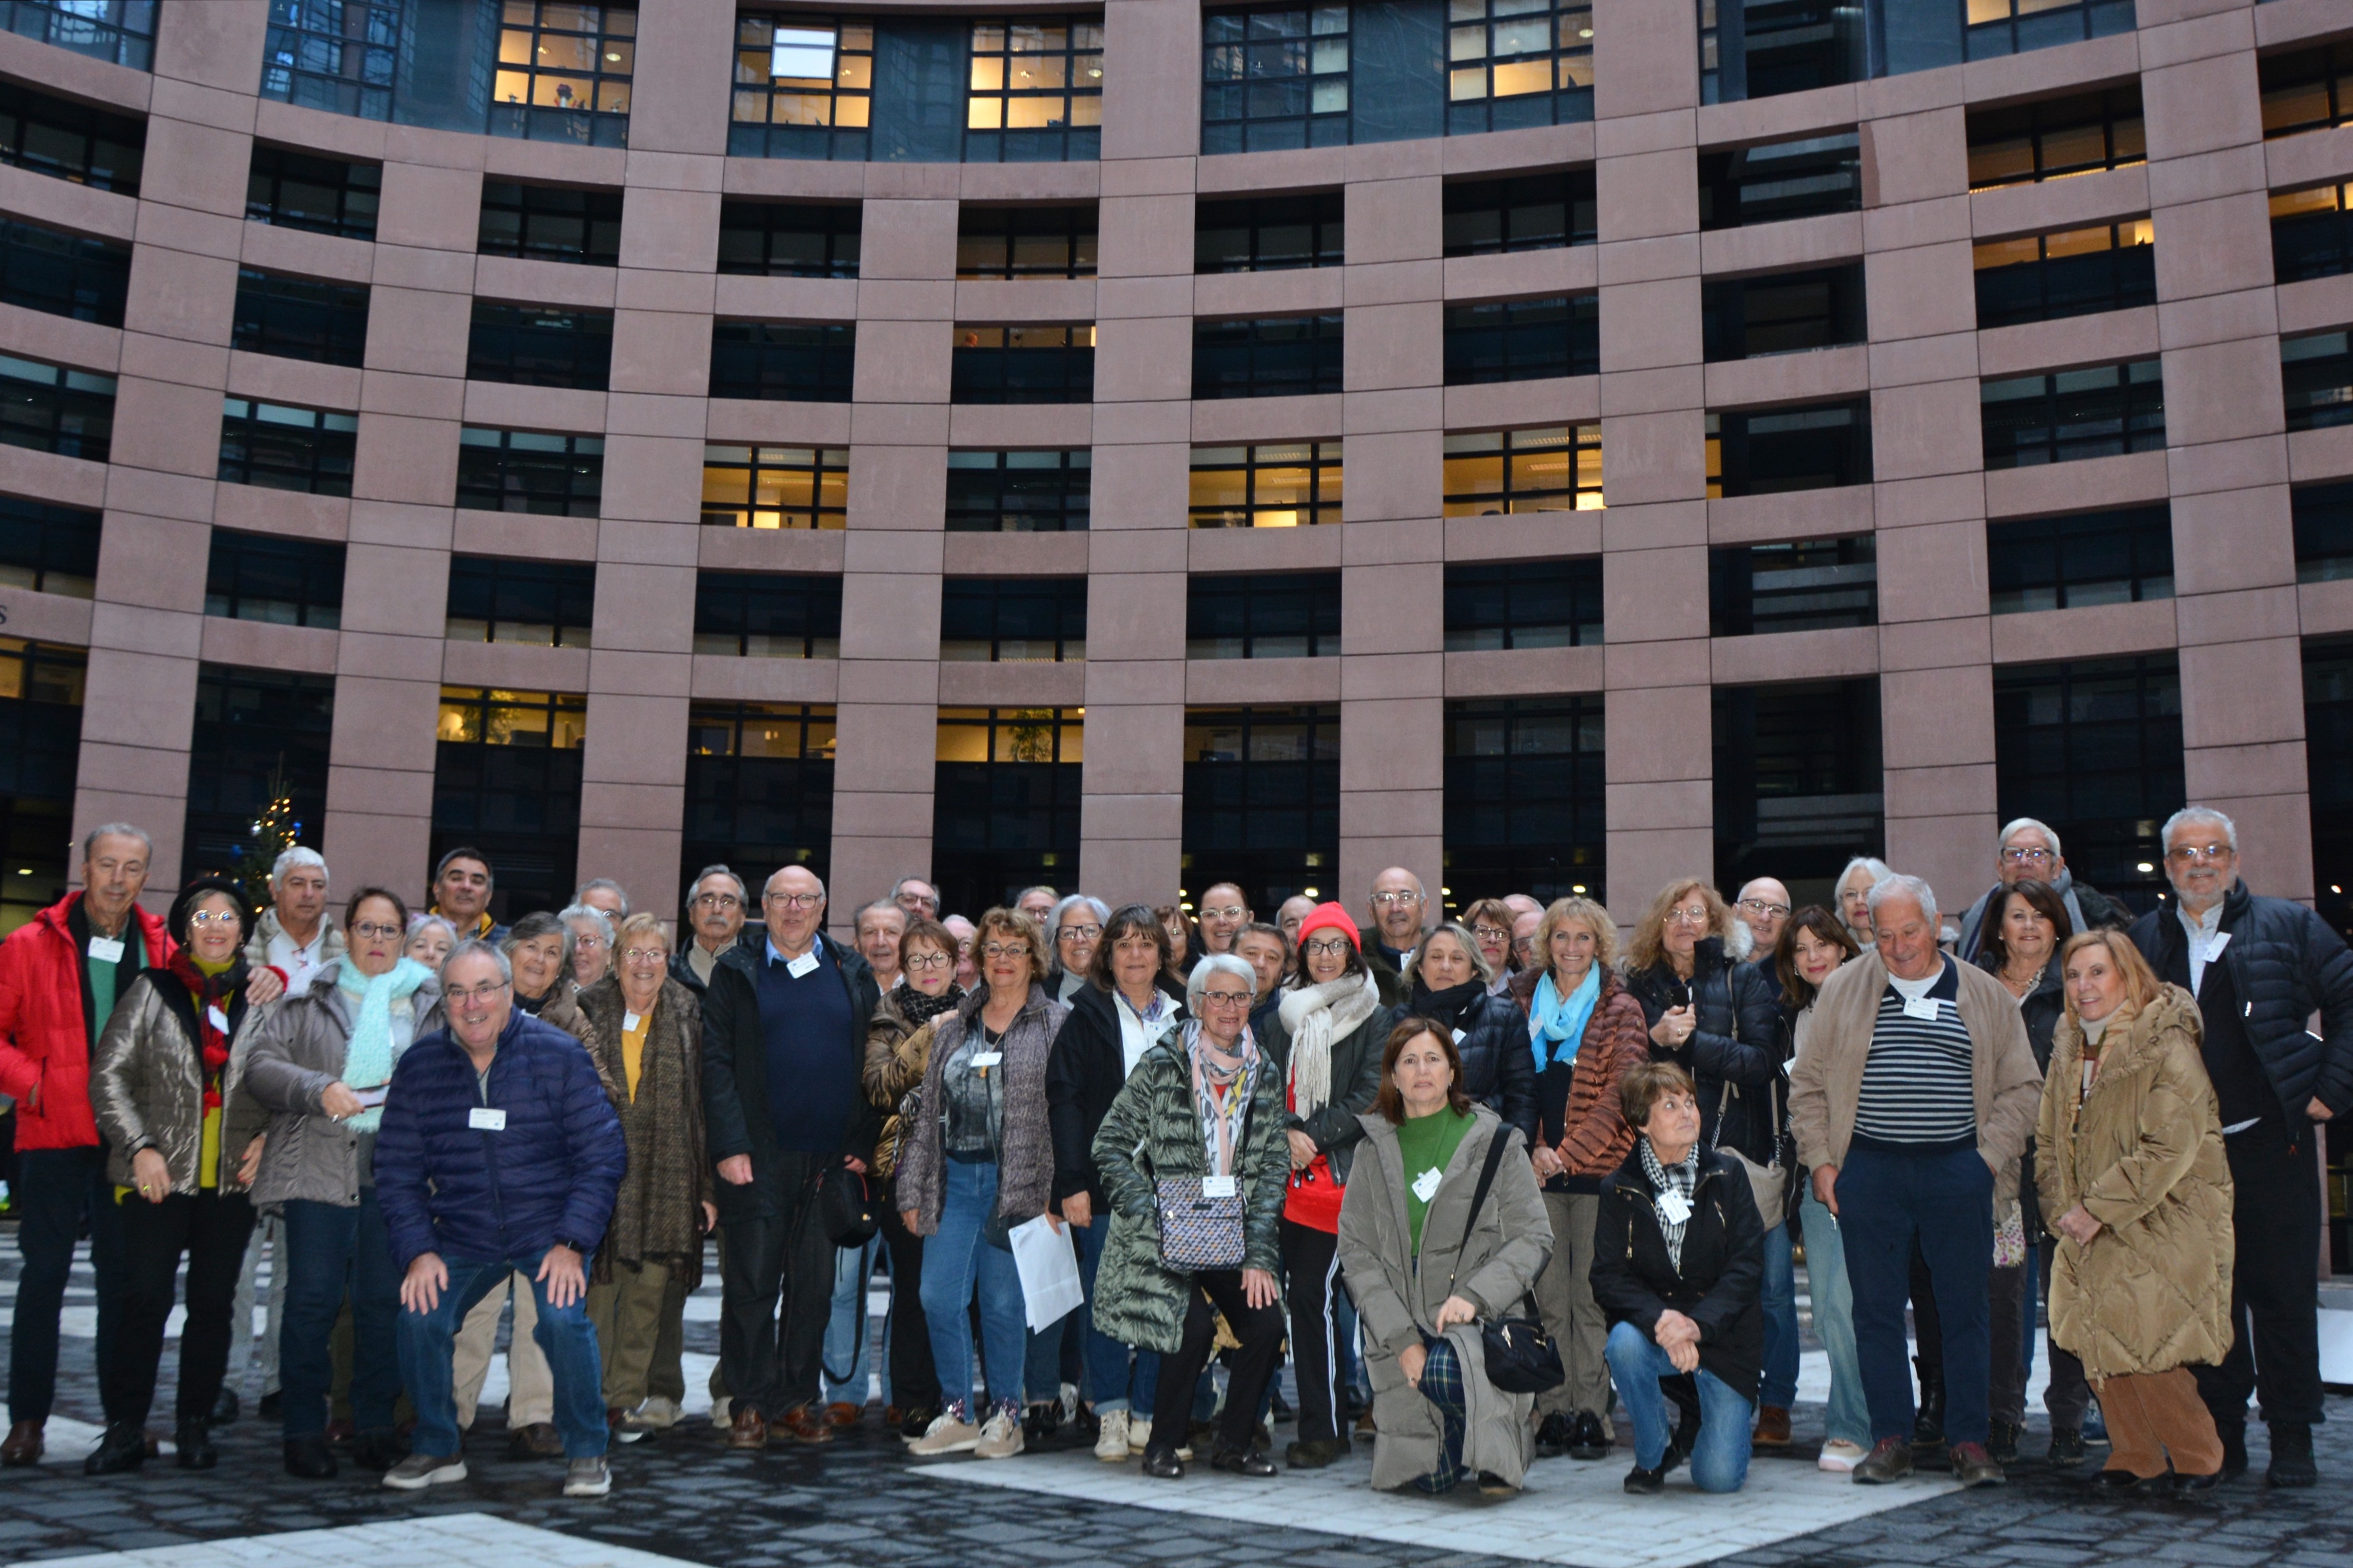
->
xmin=0 ymin=892 xmax=172 ymax=1151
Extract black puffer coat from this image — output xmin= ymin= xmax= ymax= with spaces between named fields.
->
xmin=2130 ymin=880 xmax=2353 ymax=1115
xmin=1590 ymin=1143 xmax=1764 ymax=1402
xmin=1407 ymin=979 xmax=1537 ymax=1144
xmin=1045 ymin=977 xmax=1187 ymax=1208
xmin=1624 ymin=937 xmax=1783 ymax=1166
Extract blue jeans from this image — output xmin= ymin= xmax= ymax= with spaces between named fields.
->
xmin=1759 ymin=1217 xmax=1798 ymax=1409
xmin=397 ymin=1249 xmax=607 ymax=1459
xmin=918 ymin=1157 xmax=1027 ymax=1413
xmin=1837 ymin=1143 xmax=1994 ymax=1446
xmin=1798 ymin=1185 xmax=1870 ymax=1448
xmin=1074 ymin=1213 xmax=1157 ymax=1416
xmin=1023 ymin=1220 xmax=1083 ymax=1405
xmin=1605 ymin=1321 xmax=1754 ymax=1493
xmin=821 ymin=1234 xmax=880 ymax=1406
xmin=279 ymin=1191 xmax=403 ymax=1439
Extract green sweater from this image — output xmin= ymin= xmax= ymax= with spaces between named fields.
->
xmin=1396 ymin=1105 xmax=1473 ymax=1252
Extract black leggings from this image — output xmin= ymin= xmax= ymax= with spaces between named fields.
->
xmin=1151 ymin=1269 xmax=1284 ymax=1457
xmin=878 ymin=1198 xmax=942 ymax=1410
xmin=114 ymin=1189 xmax=256 ymax=1427
xmin=1280 ymin=1219 xmax=1343 ymax=1442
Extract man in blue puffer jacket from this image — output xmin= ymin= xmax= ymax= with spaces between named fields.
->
xmin=375 ymin=939 xmax=627 ymax=1497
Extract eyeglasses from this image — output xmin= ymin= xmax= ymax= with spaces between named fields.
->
xmin=2167 ymin=843 xmax=2233 ymax=864
xmin=187 ymin=910 xmax=242 ymax=929
xmin=1735 ymin=898 xmax=1790 ymax=918
xmin=1056 ymin=924 xmax=1103 ymax=942
xmin=621 ymin=948 xmax=667 ymax=964
xmin=1198 ymin=989 xmax=1254 ymax=1008
xmin=1512 ymin=935 xmax=1539 ymax=954
xmin=692 ymin=892 xmax=742 ymax=910
xmin=765 ymin=892 xmax=824 ymax=911
xmin=1199 ymin=905 xmax=1246 ymax=922
xmin=1370 ymin=890 xmax=1423 ymax=907
xmin=445 ymin=981 xmax=511 ymax=1004
xmin=351 ymin=920 xmax=403 ymax=941
xmin=905 ymin=951 xmax=953 ymax=971
xmin=1999 ymin=847 xmax=2054 ymax=865
xmin=1301 ymin=937 xmax=1352 ymax=957
xmin=1471 ymin=925 xmax=1511 ymax=944
xmin=981 ymin=942 xmax=1031 ymax=959
xmin=1665 ymin=905 xmax=1712 ymax=926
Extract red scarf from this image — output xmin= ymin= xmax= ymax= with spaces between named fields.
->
xmin=167 ymin=950 xmax=242 ymax=1112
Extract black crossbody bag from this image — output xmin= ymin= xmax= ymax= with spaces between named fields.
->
xmin=1442 ymin=1129 xmax=1567 ymax=1396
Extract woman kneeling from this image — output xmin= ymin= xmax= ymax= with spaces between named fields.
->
xmin=1591 ymin=1062 xmax=1763 ymax=1495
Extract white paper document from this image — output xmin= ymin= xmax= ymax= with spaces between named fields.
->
xmin=1008 ymin=1215 xmax=1084 ymax=1332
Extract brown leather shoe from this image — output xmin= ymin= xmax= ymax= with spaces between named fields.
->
xmin=506 ymin=1420 xmax=564 ymax=1459
xmin=825 ymin=1401 xmax=861 ymax=1428
xmin=728 ymin=1404 xmax=769 ymax=1451
xmin=1 ymin=1421 xmax=42 ymax=1466
xmin=883 ymin=1404 xmax=906 ymax=1430
xmin=1752 ymin=1405 xmax=1792 ymax=1447
xmin=771 ymin=1405 xmax=834 ymax=1445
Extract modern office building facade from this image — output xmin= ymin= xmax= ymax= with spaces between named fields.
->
xmin=0 ymin=0 xmax=2350 ymax=933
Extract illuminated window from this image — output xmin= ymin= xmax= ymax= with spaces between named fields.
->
xmin=436 ymin=687 xmax=588 ymax=748
xmin=1443 ymin=425 xmax=1602 ymax=516
xmin=1445 ymin=0 xmax=1594 ymax=135
xmin=966 ymin=17 xmax=1104 ymax=162
xmin=731 ymin=13 xmax=872 ymax=159
xmin=1972 ymin=221 xmax=2153 ymax=328
xmin=492 ymin=2 xmax=635 ymax=148
xmin=2273 ymin=183 xmax=2353 ymax=285
xmin=701 ymin=444 xmax=848 ymax=530
xmin=2261 ymin=42 xmax=2353 ymax=140
xmin=1965 ymin=87 xmax=2144 ymax=191
xmin=1963 ymin=0 xmax=2133 ymax=61
xmin=1188 ymin=442 xmax=1342 ymax=528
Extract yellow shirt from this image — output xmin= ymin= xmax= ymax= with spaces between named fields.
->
xmin=622 ymin=1008 xmax=651 ymax=1101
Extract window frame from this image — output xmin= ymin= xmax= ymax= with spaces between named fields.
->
xmin=956 ymin=203 xmax=1099 ymax=279
xmin=730 ymin=12 xmax=873 ymax=160
xmin=1979 ymin=359 xmax=2166 ymax=469
xmin=465 ymin=301 xmax=615 ymax=390
xmin=443 ymin=556 xmax=598 ymax=649
xmin=1180 ymin=701 xmax=1341 ymax=908
xmin=203 ymin=527 xmax=347 ymax=630
xmin=709 ymin=320 xmax=857 ymax=403
xmin=1186 ymin=570 xmax=1343 ymax=659
xmin=1195 ymin=191 xmax=1346 ymax=273
xmin=1442 ymin=424 xmax=1604 ymax=516
xmin=1442 ymin=693 xmax=1606 ymax=904
xmin=476 ymin=179 xmax=624 ymax=266
xmin=1701 ymin=263 xmax=1869 ymax=361
xmin=1698 ymin=131 xmax=1862 ymax=229
xmin=1443 ymin=294 xmax=1601 ymax=384
xmin=1201 ymin=5 xmax=1351 ymax=156
xmin=454 ymin=426 xmax=606 ymax=517
xmin=491 ymin=1 xmax=636 ymax=148
xmin=2260 ymin=41 xmax=2353 ymax=141
xmin=945 ymin=449 xmax=1092 ymax=533
xmin=1441 ymin=170 xmax=1598 ymax=257
xmin=1986 ymin=504 xmax=2174 ymax=613
xmin=230 ymin=267 xmax=371 ymax=367
xmin=1188 ymin=441 xmax=1342 ymax=529
xmin=0 ymin=353 xmax=113 ymax=463
xmin=963 ymin=16 xmax=1106 ymax=163
xmin=260 ymin=0 xmax=399 ymax=120
xmin=1443 ymin=0 xmax=1596 ymax=136
xmin=683 ymin=699 xmax=836 ymax=898
xmin=245 ymin=145 xmax=379 ymax=240
xmin=217 ymin=397 xmax=356 ymax=496
xmin=1971 ymin=219 xmax=2155 ymax=329
xmin=1192 ymin=313 xmax=1345 ymax=400
xmin=2283 ymin=329 xmax=2353 ymax=434
xmin=701 ymin=443 xmax=848 ymax=531
xmin=1991 ymin=653 xmax=2182 ymax=908
xmin=939 ymin=575 xmax=1088 ymax=661
xmin=1707 ymin=534 xmax=1879 ymax=637
xmin=1705 ymin=397 xmax=1874 ymax=496
xmin=0 ymin=494 xmax=98 ymax=599
xmin=949 ymin=323 xmax=1097 ymax=405
xmin=0 ymin=0 xmax=155 ymax=70
xmin=716 ymin=199 xmax=862 ymax=278
xmin=1966 ymin=87 xmax=2146 ymax=191
xmin=0 ymin=82 xmax=143 ymax=196
xmin=691 ymin=570 xmax=844 ymax=659
xmin=2294 ymin=480 xmax=2353 ymax=585
xmin=0 ymin=217 xmax=129 ymax=327
xmin=1444 ymin=558 xmax=1604 ymax=650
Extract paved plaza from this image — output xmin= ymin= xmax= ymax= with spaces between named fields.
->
xmin=2 ymin=1241 xmax=2348 ymax=1568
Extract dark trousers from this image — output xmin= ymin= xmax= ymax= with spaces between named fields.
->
xmin=1150 ymin=1268 xmax=1284 ymax=1457
xmin=717 ymin=1151 xmax=832 ymax=1419
xmin=113 ymin=1188 xmax=257 ymax=1427
xmin=1838 ymin=1144 xmax=1994 ymax=1446
xmin=1279 ymin=1218 xmax=1343 ymax=1443
xmin=878 ymin=1198 xmax=941 ymax=1411
xmin=1988 ymin=1260 xmax=2027 ymax=1426
xmin=9 ymin=1145 xmax=126 ymax=1424
xmin=2196 ymin=1121 xmax=2324 ymax=1428
xmin=2034 ymin=1237 xmax=2093 ymax=1432
xmin=278 ymin=1191 xmax=403 ymax=1439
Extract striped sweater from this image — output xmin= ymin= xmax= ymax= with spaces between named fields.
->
xmin=1853 ymin=962 xmax=1977 ymax=1149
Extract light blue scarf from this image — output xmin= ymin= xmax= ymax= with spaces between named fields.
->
xmin=1529 ymin=966 xmax=1600 ymax=1075
xmin=337 ymin=957 xmax=432 ymax=1133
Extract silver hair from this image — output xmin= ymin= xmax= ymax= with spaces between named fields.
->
xmin=892 ymin=874 xmax=938 ymax=902
xmin=1017 ymin=885 xmax=1060 ymax=906
xmin=1419 ymin=921 xmax=1495 ymax=986
xmin=1185 ymin=952 xmax=1258 ymax=1011
xmin=574 ymin=877 xmax=630 ymax=917
xmin=406 ymin=913 xmax=458 ymax=942
xmin=688 ymin=864 xmax=747 ymax=905
xmin=500 ymin=910 xmax=575 ymax=973
xmin=1997 ymin=817 xmax=2063 ymax=859
xmin=856 ymin=897 xmax=906 ymax=925
xmin=558 ymin=903 xmax=615 ymax=950
xmin=82 ymin=821 xmax=152 ymax=862
xmin=443 ymin=937 xmax=512 ymax=986
xmin=2161 ymin=806 xmax=2238 ymax=855
xmin=1052 ymin=893 xmax=1111 ymax=929
xmin=1866 ymin=873 xmax=1939 ymax=928
xmin=271 ymin=846 xmax=328 ymax=885
xmin=1837 ymin=856 xmax=1893 ymax=892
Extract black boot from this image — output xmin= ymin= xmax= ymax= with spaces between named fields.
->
xmin=83 ymin=1421 xmax=146 ymax=1476
xmin=210 ymin=1387 xmax=239 ymax=1426
xmin=1912 ymin=1356 xmax=1946 ymax=1455
xmin=2216 ymin=1420 xmax=2248 ymax=1480
xmin=174 ymin=1420 xmax=217 ymax=1470
xmin=1534 ymin=1412 xmax=1573 ymax=1454
xmin=1987 ymin=1418 xmax=2020 ymax=1465
xmin=283 ymin=1434 xmax=338 ymax=1479
xmin=350 ymin=1427 xmax=408 ymax=1473
xmin=2266 ymin=1421 xmax=2317 ymax=1488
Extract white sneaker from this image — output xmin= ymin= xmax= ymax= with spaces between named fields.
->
xmin=382 ymin=1452 xmax=467 ymax=1490
xmin=976 ymin=1405 xmax=1025 ymax=1460
xmin=637 ymin=1396 xmax=682 ymax=1430
xmin=1095 ymin=1408 xmax=1131 ymax=1461
xmin=562 ymin=1456 xmax=611 ymax=1497
xmin=1127 ymin=1415 xmax=1151 ymax=1454
xmin=909 ymin=1406 xmax=981 ymax=1457
xmin=1818 ymin=1439 xmax=1868 ymax=1473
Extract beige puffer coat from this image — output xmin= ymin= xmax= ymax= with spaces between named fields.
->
xmin=2034 ymin=984 xmax=2235 ymax=1380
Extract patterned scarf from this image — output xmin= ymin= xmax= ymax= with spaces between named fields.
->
xmin=336 ymin=957 xmax=434 ymax=1133
xmin=898 ymin=982 xmax=965 ymax=1032
xmin=1639 ymin=1136 xmax=1701 ymax=1272
xmin=166 ymin=949 xmax=243 ymax=1112
xmin=1187 ymin=1019 xmax=1258 ymax=1177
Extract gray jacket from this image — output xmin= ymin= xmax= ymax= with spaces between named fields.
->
xmin=894 ymin=982 xmax=1067 ymax=1234
xmin=92 ymin=970 xmax=263 ymax=1194
xmin=227 ymin=959 xmax=444 ymax=1209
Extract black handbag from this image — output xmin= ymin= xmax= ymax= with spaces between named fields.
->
xmin=821 ymin=1163 xmax=880 ymax=1247
xmin=1442 ymin=1128 xmax=1567 ymax=1396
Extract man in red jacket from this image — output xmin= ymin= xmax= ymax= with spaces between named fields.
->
xmin=0 ymin=825 xmax=170 ymax=1467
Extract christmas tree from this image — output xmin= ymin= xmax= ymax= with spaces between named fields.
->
xmin=235 ymin=759 xmax=299 ymax=906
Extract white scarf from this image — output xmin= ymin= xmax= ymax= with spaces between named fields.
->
xmin=1276 ymin=971 xmax=1380 ymax=1120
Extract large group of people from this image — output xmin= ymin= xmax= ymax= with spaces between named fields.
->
xmin=0 ymin=807 xmax=2345 ymax=1504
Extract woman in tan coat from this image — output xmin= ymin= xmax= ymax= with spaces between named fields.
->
xmin=2036 ymin=930 xmax=2233 ymax=1491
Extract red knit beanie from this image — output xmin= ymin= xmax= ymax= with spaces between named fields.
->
xmin=1293 ymin=901 xmax=1360 ymax=951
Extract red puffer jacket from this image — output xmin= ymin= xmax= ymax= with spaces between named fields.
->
xmin=0 ymin=893 xmax=172 ymax=1150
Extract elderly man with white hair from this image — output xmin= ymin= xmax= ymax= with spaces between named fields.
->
xmin=1952 ymin=818 xmax=2127 ymax=965
xmin=2128 ymin=806 xmax=2353 ymax=1487
xmin=246 ymin=847 xmax=343 ymax=999
xmin=1790 ymin=873 xmax=2041 ymax=1491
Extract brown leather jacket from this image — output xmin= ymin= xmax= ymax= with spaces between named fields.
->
xmin=1508 ymin=967 xmax=1649 ymax=1179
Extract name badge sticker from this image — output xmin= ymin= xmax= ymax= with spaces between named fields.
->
xmin=86 ymin=935 xmax=124 ymax=964
xmin=967 ymin=1050 xmax=1003 ymax=1069
xmin=469 ymin=1107 xmax=507 ymax=1131
xmin=1200 ymin=1174 xmax=1236 ymax=1199
xmin=785 ymin=951 xmax=820 ymax=979
xmin=622 ymin=1011 xmax=644 ymax=1032
xmin=1901 ymin=994 xmax=1940 ymax=1022
xmin=351 ymin=1084 xmax=388 ymax=1110
xmin=207 ymin=1005 xmax=230 ymax=1035
xmin=2206 ymin=932 xmax=2231 ymax=958
xmin=1657 ymin=1188 xmax=1693 ymax=1226
xmin=1410 ymin=1167 xmax=1443 ymax=1204
xmin=1451 ymin=1028 xmax=1468 ymax=1046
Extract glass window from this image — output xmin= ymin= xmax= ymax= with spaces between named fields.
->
xmin=0 ymin=354 xmax=112 ymax=462
xmin=246 ymin=145 xmax=378 ymax=240
xmin=717 ymin=199 xmax=861 ymax=278
xmin=936 ymin=704 xmax=1084 ymax=763
xmin=181 ymin=665 xmax=334 ymax=884
xmin=1200 ymin=4 xmax=1351 ymax=156
xmin=1187 ymin=571 xmax=1341 ymax=658
xmin=1442 ymin=170 xmax=1596 ymax=256
xmin=2273 ymin=182 xmax=2353 ymax=286
xmin=1987 ymin=505 xmax=2173 ymax=612
xmin=218 ymin=399 xmax=357 ymax=496
xmin=2303 ymin=640 xmax=2353 ymax=939
xmin=455 ymin=427 xmax=605 ymax=516
xmin=1972 ymin=219 xmax=2154 ymax=328
xmin=0 ymin=0 xmax=155 ymax=70
xmin=0 ymin=634 xmax=83 ymax=928
xmin=1444 ymin=0 xmax=1594 ymax=135
xmin=1703 ymin=0 xmax=1866 ymax=104
xmin=683 ymin=700 xmax=834 ymax=899
xmin=957 ymin=204 xmax=1098 ymax=279
xmin=260 ymin=0 xmax=399 ymax=120
xmin=1966 ymin=86 xmax=2145 ymax=191
xmin=965 ymin=16 xmax=1104 ymax=162
xmin=1445 ymin=559 xmax=1602 ymax=650
xmin=946 ymin=450 xmax=1091 ymax=532
xmin=1713 ymin=675 xmax=1883 ymax=890
xmin=204 ymin=528 xmax=346 ymax=629
xmin=1702 ymin=263 xmax=1867 ymax=360
xmin=1189 ymin=442 xmax=1341 ymax=528
xmin=940 ymin=576 xmax=1086 ymax=661
xmin=1706 ymin=399 xmax=1873 ymax=496
xmin=950 ymin=324 xmax=1095 ymax=404
xmin=1708 ymin=536 xmax=1877 ymax=636
xmin=444 ymin=556 xmax=596 ymax=648
xmin=432 ymin=685 xmax=588 ymax=920
xmin=232 ymin=269 xmax=371 ymax=367
xmin=692 ymin=571 xmax=843 ymax=658
xmin=1963 ymin=0 xmax=2131 ymax=62
xmin=1992 ymin=654 xmax=2181 ymax=909
xmin=2284 ymin=331 xmax=2353 ymax=435
xmin=1193 ymin=315 xmax=1344 ymax=400
xmin=0 ymin=495 xmax=97 ymax=599
xmin=709 ymin=321 xmax=856 ymax=402
xmin=492 ymin=1 xmax=634 ymax=147
xmin=2294 ymin=480 xmax=2353 ymax=585
xmin=731 ymin=12 xmax=873 ymax=160
xmin=701 ymin=444 xmax=848 ymax=530
xmin=2261 ymin=42 xmax=2353 ymax=140
xmin=435 ymin=685 xmax=588 ymax=745
xmin=466 ymin=302 xmax=612 ymax=390
xmin=1443 ymin=424 xmax=1603 ymax=515
xmin=1444 ymin=695 xmax=1604 ymax=904
xmin=934 ymin=705 xmax=1084 ymax=916
xmin=1196 ymin=192 xmax=1344 ymax=272
xmin=1698 ymin=131 xmax=1861 ymax=228
xmin=1445 ymin=295 xmax=1599 ymax=384
xmin=0 ymin=83 xmax=143 ymax=195
xmin=1979 ymin=360 xmax=2165 ymax=469
xmin=477 ymin=180 xmax=623 ymax=265
xmin=0 ymin=218 xmax=128 ymax=327
xmin=1181 ymin=702 xmax=1339 ymax=909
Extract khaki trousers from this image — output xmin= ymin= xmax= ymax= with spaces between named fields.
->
xmin=586 ymin=1260 xmax=686 ymax=1411
xmin=2096 ymin=1367 xmax=2224 ymax=1479
xmin=1531 ymin=1189 xmax=1612 ymax=1434
xmin=452 ymin=1273 xmax=553 ymax=1428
